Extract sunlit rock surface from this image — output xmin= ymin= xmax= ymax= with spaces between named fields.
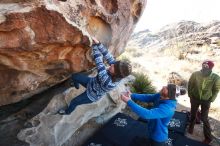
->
xmin=0 ymin=0 xmax=146 ymax=106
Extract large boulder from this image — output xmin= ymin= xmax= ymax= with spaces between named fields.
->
xmin=168 ymin=72 xmax=187 ymax=88
xmin=0 ymin=0 xmax=146 ymax=106
xmin=17 ymin=76 xmax=134 ymax=146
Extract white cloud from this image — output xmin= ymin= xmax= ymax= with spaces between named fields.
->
xmin=134 ymin=0 xmax=220 ymax=32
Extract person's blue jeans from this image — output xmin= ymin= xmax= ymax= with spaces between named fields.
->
xmin=65 ymin=73 xmax=92 ymax=114
xmin=71 ymin=73 xmax=90 ymax=88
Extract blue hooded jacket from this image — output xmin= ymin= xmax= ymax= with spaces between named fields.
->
xmin=127 ymin=93 xmax=177 ymax=142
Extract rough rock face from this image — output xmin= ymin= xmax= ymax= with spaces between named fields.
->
xmin=168 ymin=72 xmax=187 ymax=88
xmin=0 ymin=0 xmax=146 ymax=106
xmin=129 ymin=20 xmax=220 ymax=52
xmin=17 ymin=76 xmax=134 ymax=146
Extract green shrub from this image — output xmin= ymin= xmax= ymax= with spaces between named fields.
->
xmin=129 ymin=72 xmax=156 ymax=108
xmin=131 ymin=72 xmax=156 ymax=94
xmin=120 ymin=56 xmax=131 ymax=63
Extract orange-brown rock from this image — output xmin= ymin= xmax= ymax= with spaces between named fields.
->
xmin=0 ymin=0 xmax=147 ymax=106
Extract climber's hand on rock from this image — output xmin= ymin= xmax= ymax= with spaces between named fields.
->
xmin=92 ymin=37 xmax=99 ymax=44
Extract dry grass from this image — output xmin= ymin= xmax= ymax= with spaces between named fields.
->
xmin=126 ymin=47 xmax=137 ymax=53
xmin=217 ymin=40 xmax=220 ymax=47
xmin=132 ymin=52 xmax=143 ymax=57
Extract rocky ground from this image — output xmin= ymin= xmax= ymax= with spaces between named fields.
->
xmin=0 ymin=82 xmax=68 ymax=146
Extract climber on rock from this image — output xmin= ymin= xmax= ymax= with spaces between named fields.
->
xmin=121 ymin=84 xmax=186 ymax=146
xmin=58 ymin=39 xmax=132 ymax=115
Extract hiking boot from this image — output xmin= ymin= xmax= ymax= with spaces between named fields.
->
xmin=188 ymin=124 xmax=194 ymax=134
xmin=202 ymin=138 xmax=212 ymax=145
xmin=70 ymin=81 xmax=79 ymax=89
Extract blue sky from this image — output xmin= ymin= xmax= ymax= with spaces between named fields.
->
xmin=134 ymin=0 xmax=220 ymax=32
